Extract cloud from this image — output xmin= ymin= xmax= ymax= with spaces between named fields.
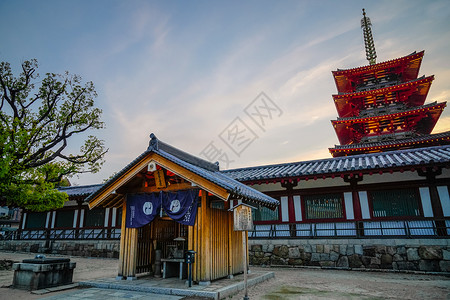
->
xmin=433 ymin=116 xmax=450 ymax=133
xmin=62 ymin=0 xmax=450 ymax=185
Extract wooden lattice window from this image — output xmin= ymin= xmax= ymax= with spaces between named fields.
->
xmin=304 ymin=193 xmax=344 ymax=220
xmin=371 ymin=188 xmax=420 ymax=217
xmin=211 ymin=201 xmax=225 ymax=210
xmin=26 ymin=212 xmax=47 ymax=229
xmin=253 ymin=206 xmax=279 ymax=221
xmin=84 ymin=208 xmax=105 ymax=227
xmin=55 ymin=210 xmax=74 ymax=228
xmin=115 ymin=208 xmax=122 ymax=227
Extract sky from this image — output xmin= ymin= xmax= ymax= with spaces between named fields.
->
xmin=1 ymin=0 xmax=449 ymax=186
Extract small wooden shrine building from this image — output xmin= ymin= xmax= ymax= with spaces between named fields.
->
xmin=86 ymin=134 xmax=279 ymax=283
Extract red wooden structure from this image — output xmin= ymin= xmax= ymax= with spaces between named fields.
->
xmin=329 ymin=12 xmax=449 ymax=157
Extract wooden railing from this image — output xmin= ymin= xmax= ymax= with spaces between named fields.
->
xmin=2 ymin=219 xmax=449 ymax=241
xmin=1 ymin=228 xmax=121 ymax=240
xmin=249 ymin=219 xmax=450 ymax=239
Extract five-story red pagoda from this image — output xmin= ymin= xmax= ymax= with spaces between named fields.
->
xmin=329 ymin=9 xmax=450 ymax=157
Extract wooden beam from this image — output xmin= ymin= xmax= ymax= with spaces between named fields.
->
xmin=89 ymin=153 xmax=155 ymax=209
xmin=151 ymin=154 xmax=230 ymax=201
xmin=101 ymin=194 xmax=124 ymax=208
xmin=118 ymin=182 xmax=194 ymax=194
xmin=108 ymin=195 xmax=125 ymax=208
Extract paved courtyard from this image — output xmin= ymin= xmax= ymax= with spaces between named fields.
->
xmin=42 ymin=288 xmax=183 ymax=300
xmin=1 ymin=251 xmax=449 ymax=299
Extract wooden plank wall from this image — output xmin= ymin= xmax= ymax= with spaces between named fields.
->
xmin=210 ymin=207 xmax=232 ymax=279
xmin=188 ymin=191 xmax=245 ymax=282
xmin=189 ymin=193 xmax=202 ymax=282
xmin=118 ymin=226 xmax=138 ymax=278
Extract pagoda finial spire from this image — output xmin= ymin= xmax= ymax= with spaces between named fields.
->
xmin=361 ymin=8 xmax=377 ymax=65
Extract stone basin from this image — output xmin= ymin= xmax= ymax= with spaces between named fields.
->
xmin=12 ymin=257 xmax=76 ymax=290
xmin=22 ymin=258 xmax=70 ymax=264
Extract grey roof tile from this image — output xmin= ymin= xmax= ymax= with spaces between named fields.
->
xmin=58 ymin=184 xmax=103 ymax=197
xmin=222 ymin=145 xmax=450 ymax=182
xmin=65 ymin=143 xmax=450 ymax=204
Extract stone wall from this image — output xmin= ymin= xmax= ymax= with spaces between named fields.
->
xmin=249 ymin=239 xmax=450 ymax=273
xmin=3 ymin=238 xmax=449 ymax=272
xmin=0 ymin=240 xmax=120 ymax=258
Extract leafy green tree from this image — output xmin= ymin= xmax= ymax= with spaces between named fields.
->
xmin=0 ymin=59 xmax=107 ymax=211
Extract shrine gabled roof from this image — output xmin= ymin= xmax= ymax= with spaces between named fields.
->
xmin=222 ymin=144 xmax=450 ymax=183
xmin=85 ymin=134 xmax=279 ymax=208
xmin=332 ymin=51 xmax=424 ymax=76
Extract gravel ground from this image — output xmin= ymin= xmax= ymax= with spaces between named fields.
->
xmin=1 ymin=251 xmax=449 ymax=300
xmin=232 ymin=267 xmax=450 ymax=300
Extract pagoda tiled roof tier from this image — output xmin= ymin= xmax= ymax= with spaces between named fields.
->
xmin=332 ymin=51 xmax=424 ymax=93
xmin=222 ymin=145 xmax=450 ymax=183
xmin=332 ymin=102 xmax=446 ymax=145
xmin=329 ymin=131 xmax=450 ymax=157
xmin=333 ymin=75 xmax=434 ymax=118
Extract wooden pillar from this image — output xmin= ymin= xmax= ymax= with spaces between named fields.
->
xmin=193 ymin=206 xmax=199 ymax=281
xmin=116 ymin=196 xmax=138 ymax=280
xmin=127 ymin=228 xmax=138 ymax=279
xmin=351 ymin=190 xmax=362 ymax=220
xmin=75 ymin=200 xmax=83 ymax=228
xmin=17 ymin=211 xmax=26 ymax=239
xmin=188 ymin=225 xmax=194 ymax=252
xmin=418 ymin=167 xmax=446 ymax=236
xmin=281 ymin=181 xmax=298 ymax=224
xmin=242 ymin=230 xmax=248 ymax=297
xmin=199 ymin=190 xmax=211 ymax=283
xmin=117 ymin=201 xmax=127 ymax=278
xmin=344 ymin=174 xmax=364 ymax=237
xmin=228 ymin=210 xmax=233 ymax=278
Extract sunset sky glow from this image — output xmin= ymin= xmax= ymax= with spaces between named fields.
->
xmin=1 ymin=0 xmax=449 ymax=185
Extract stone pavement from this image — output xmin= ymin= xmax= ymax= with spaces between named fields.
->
xmin=78 ymin=271 xmax=272 ymax=300
xmin=37 ymin=270 xmax=273 ymax=300
xmin=41 ymin=287 xmax=183 ymax=299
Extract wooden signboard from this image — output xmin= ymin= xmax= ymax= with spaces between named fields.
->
xmin=233 ymin=204 xmax=254 ymax=231
xmin=229 ymin=202 xmax=255 ymax=300
xmin=154 ymin=169 xmax=166 ymax=189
